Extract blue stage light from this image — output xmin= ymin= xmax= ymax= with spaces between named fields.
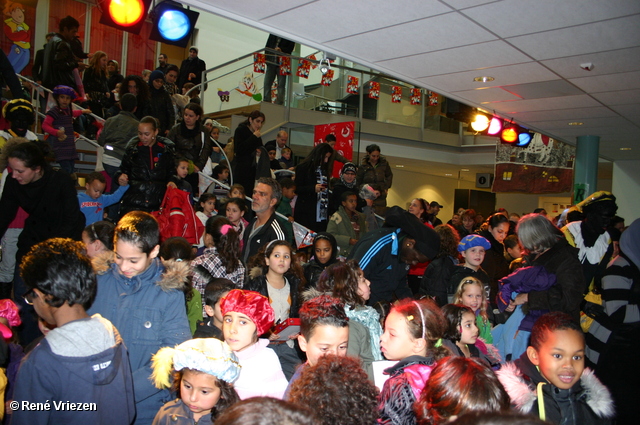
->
xmin=158 ymin=9 xmax=189 ymax=41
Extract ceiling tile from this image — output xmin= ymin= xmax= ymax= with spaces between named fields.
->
xmin=419 ymin=62 xmax=559 ymax=92
xmin=502 ymin=80 xmax=584 ymax=99
xmin=454 ymin=87 xmax=522 ymax=103
xmin=610 ymin=104 xmax=640 ymax=120
xmin=260 ymin=0 xmax=452 ymax=43
xmin=377 ymin=40 xmax=531 ymax=78
xmin=569 ymin=70 xmax=640 ymax=93
xmin=511 ymin=107 xmax=619 ymax=122
xmin=440 ymin=0 xmax=498 ymax=8
xmin=325 ymin=13 xmax=496 ymax=62
xmin=592 ymin=89 xmax=640 ymax=106
xmin=526 ymin=116 xmax=632 ymax=131
xmin=540 ymin=47 xmax=640 ymax=78
xmin=192 ymin=0 xmax=316 ymax=21
xmin=506 ymin=15 xmax=640 ymax=60
xmin=488 ymin=95 xmax=601 ymax=114
xmin=462 ymin=0 xmax=640 ymax=38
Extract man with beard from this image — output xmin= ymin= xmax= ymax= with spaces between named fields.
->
xmin=349 ymin=206 xmax=440 ymax=305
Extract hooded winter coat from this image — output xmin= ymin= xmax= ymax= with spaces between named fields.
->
xmin=12 ymin=315 xmax=136 ymax=425
xmin=356 ymin=154 xmax=393 ymax=215
xmin=497 ymin=352 xmax=614 ymax=425
xmin=88 ymin=254 xmax=191 ymax=425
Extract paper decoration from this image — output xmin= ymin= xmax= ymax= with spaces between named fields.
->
xmin=297 ymin=59 xmax=311 ymax=78
xmin=369 ymin=81 xmax=380 ymax=99
xmin=347 ymin=76 xmax=359 ymax=94
xmin=391 ymin=86 xmax=402 ymax=103
xmin=279 ymin=56 xmax=291 ymax=76
xmin=307 ymin=54 xmax=318 ymax=68
xmin=217 ymin=89 xmax=230 ymax=102
xmin=410 ymin=88 xmax=421 ymax=105
xmin=428 ymin=91 xmax=439 ymax=106
xmin=253 ymin=53 xmax=265 ymax=73
xmin=314 ymin=122 xmax=355 ymax=178
xmin=321 ymin=69 xmax=334 ymax=86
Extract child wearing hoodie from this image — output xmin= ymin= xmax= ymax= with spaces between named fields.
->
xmin=497 ymin=312 xmax=614 ymax=425
xmin=13 ymin=238 xmax=135 ymax=425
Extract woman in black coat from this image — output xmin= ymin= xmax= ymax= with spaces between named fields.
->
xmin=82 ymin=51 xmax=110 ymax=117
xmin=477 ymin=213 xmax=511 ymax=308
xmin=118 ymin=117 xmax=176 ymax=215
xmin=293 ymin=143 xmax=334 ymax=233
xmin=233 ymin=110 xmax=265 ymax=195
xmin=147 ymin=70 xmax=175 ymax=136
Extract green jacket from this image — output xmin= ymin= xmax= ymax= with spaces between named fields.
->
xmin=327 ymin=205 xmax=368 ymax=257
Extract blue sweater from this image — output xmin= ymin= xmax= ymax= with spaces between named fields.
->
xmin=78 ymin=184 xmax=129 ymax=225
xmin=88 ymin=257 xmax=191 ymax=425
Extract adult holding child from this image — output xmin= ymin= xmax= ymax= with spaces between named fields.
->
xmin=294 ymin=143 xmax=334 ymax=233
xmin=356 ymin=144 xmax=393 ymax=216
xmin=233 ymin=110 xmax=265 ymax=195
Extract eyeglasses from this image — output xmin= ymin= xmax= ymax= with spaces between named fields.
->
xmin=23 ymin=288 xmax=36 ymax=305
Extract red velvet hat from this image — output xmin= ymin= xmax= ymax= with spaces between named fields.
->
xmin=220 ymin=290 xmax=275 ymax=336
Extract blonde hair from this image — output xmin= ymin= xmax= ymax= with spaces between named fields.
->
xmin=453 ymin=276 xmax=488 ymax=322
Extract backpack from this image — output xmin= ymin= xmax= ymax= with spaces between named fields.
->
xmin=152 ymin=187 xmax=204 ymax=245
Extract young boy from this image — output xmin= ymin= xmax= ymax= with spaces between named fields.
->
xmin=267 ymin=145 xmax=282 ymax=170
xmin=88 ymin=211 xmax=190 ymax=425
xmin=497 ymin=312 xmax=614 ymax=424
xmin=193 ymin=278 xmax=236 ymax=339
xmin=279 ymin=147 xmax=294 ymax=170
xmin=276 ymin=177 xmax=296 ymax=222
xmin=78 ymin=171 xmax=130 ymax=225
xmin=169 ymin=157 xmax=193 ymax=195
xmin=285 ymin=295 xmax=350 ymax=396
xmin=13 ymin=238 xmax=135 ymax=425
xmin=327 ymin=191 xmax=368 ymax=257
xmin=448 ymin=234 xmax=491 ymax=303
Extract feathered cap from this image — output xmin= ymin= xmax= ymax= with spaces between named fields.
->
xmin=52 ymin=85 xmax=78 ymax=99
xmin=576 ymin=191 xmax=617 ymax=213
xmin=220 ymin=289 xmax=275 ymax=336
xmin=0 ymin=299 xmax=21 ymax=339
xmin=151 ymin=338 xmax=241 ymax=389
xmin=2 ymin=98 xmax=34 ymax=119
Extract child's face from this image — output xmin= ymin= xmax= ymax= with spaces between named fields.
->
xmin=226 ymin=203 xmax=244 ymax=224
xmin=298 ymin=324 xmax=349 ymax=366
xmin=218 ymin=169 xmax=229 ymax=181
xmin=461 ymin=283 xmax=483 ymax=312
xmin=201 ymin=199 xmax=216 ymax=215
xmin=114 ymin=239 xmax=158 ymax=278
xmin=85 ymin=179 xmax=106 ymax=200
xmin=230 ymin=189 xmax=243 ymax=198
xmin=342 ymin=195 xmax=358 ymax=214
xmin=506 ymin=245 xmax=522 ymax=259
xmin=380 ymin=310 xmax=423 ymax=360
xmin=177 ymin=161 xmax=189 ymax=179
xmin=210 ymin=291 xmax=230 ymax=327
xmin=458 ymin=311 xmax=479 ymax=346
xmin=527 ymin=329 xmax=585 ymax=390
xmin=266 ymin=245 xmax=292 ymax=275
xmin=461 ymin=246 xmax=485 ymax=269
xmin=180 ymin=369 xmax=221 ymax=422
xmin=210 ymin=127 xmax=220 ymax=140
xmin=282 ymin=186 xmax=295 ymax=200
xmin=223 ymin=311 xmax=258 ymax=352
xmin=268 ymin=150 xmax=276 ymax=161
xmin=356 ymin=268 xmax=371 ymax=301
xmin=57 ymin=94 xmax=72 ymax=109
xmin=314 ymin=239 xmax=333 ymax=265
xmin=281 ymin=150 xmax=291 ymax=160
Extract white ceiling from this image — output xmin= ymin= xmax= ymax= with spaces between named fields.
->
xmin=185 ymin=0 xmax=640 ymax=161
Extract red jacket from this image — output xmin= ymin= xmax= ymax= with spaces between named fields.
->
xmin=153 ymin=187 xmax=204 ymax=245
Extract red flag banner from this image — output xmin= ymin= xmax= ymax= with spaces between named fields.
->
xmin=297 ymin=59 xmax=311 ymax=78
xmin=391 ymin=86 xmax=402 ymax=103
xmin=253 ymin=53 xmax=266 ymax=73
xmin=314 ymin=122 xmax=355 ymax=178
xmin=347 ymin=76 xmax=359 ymax=94
xmin=279 ymin=56 xmax=291 ymax=76
xmin=492 ymin=134 xmax=575 ymax=194
xmin=410 ymin=88 xmax=421 ymax=105
xmin=428 ymin=91 xmax=439 ymax=106
xmin=321 ymin=69 xmax=334 ymax=86
xmin=369 ymin=81 xmax=380 ymax=99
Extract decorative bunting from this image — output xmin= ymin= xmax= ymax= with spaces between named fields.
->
xmin=347 ymin=76 xmax=359 ymax=94
xmin=428 ymin=91 xmax=439 ymax=106
xmin=307 ymin=54 xmax=318 ymax=68
xmin=391 ymin=86 xmax=402 ymax=103
xmin=297 ymin=59 xmax=311 ymax=79
xmin=279 ymin=56 xmax=291 ymax=76
xmin=253 ymin=53 xmax=266 ymax=73
xmin=368 ymin=81 xmax=380 ymax=99
xmin=321 ymin=69 xmax=334 ymax=86
xmin=410 ymin=88 xmax=421 ymax=105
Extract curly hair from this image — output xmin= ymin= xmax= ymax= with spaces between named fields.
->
xmin=118 ymin=75 xmax=150 ymax=105
xmin=442 ymin=304 xmax=474 ymax=343
xmin=529 ymin=311 xmax=582 ymax=351
xmin=452 ymin=277 xmax=488 ymax=322
xmin=216 ymin=397 xmax=319 ymax=425
xmin=247 ymin=240 xmax=305 ymax=284
xmin=288 ymin=355 xmax=378 ymax=425
xmin=172 ymin=368 xmax=239 ymax=422
xmin=435 ymin=224 xmax=460 ymax=258
xmin=415 ymin=357 xmax=510 ymax=425
xmin=316 ymin=260 xmax=364 ymax=307
xmin=205 ymin=216 xmax=241 ymax=275
xmin=392 ymin=298 xmax=449 ymax=360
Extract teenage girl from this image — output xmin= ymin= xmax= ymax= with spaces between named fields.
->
xmin=151 ymin=338 xmax=241 ymax=423
xmin=453 ymin=276 xmax=493 ymax=343
xmin=225 ymin=197 xmax=249 ymax=246
xmin=378 ymin=298 xmax=449 ymax=424
xmin=246 ymin=240 xmax=305 ymax=380
xmin=303 ymin=232 xmax=338 ymax=287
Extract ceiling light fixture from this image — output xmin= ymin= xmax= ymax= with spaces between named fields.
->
xmin=487 ymin=116 xmax=502 ymax=135
xmin=319 ymin=58 xmax=331 ymax=75
xmin=473 ymin=76 xmax=495 ymax=83
xmin=445 ymin=173 xmax=453 ymax=176
xmin=461 ymin=168 xmax=470 ymax=172
xmin=620 ymin=147 xmax=632 ymax=151
xmin=395 ymin=164 xmax=405 ymax=168
xmin=568 ymin=122 xmax=583 ymax=126
xmin=470 ymin=114 xmax=490 ymax=132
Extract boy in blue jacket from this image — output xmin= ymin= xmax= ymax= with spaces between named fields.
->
xmin=88 ymin=211 xmax=191 ymax=425
xmin=78 ymin=171 xmax=129 ymax=225
xmin=13 ymin=238 xmax=135 ymax=425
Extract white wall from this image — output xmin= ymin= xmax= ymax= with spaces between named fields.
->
xmin=612 ymin=160 xmax=640 ymax=222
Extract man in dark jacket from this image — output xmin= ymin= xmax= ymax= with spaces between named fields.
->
xmin=349 ymin=206 xmax=440 ymax=305
xmin=177 ymin=46 xmax=206 ymax=90
xmin=263 ymin=34 xmax=296 ymax=105
xmin=31 ymin=32 xmax=55 ymax=83
xmin=98 ymin=93 xmax=139 ymax=179
xmin=41 ymin=15 xmax=86 ymax=91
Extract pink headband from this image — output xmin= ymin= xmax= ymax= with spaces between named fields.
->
xmin=220 ymin=224 xmax=233 ymax=235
